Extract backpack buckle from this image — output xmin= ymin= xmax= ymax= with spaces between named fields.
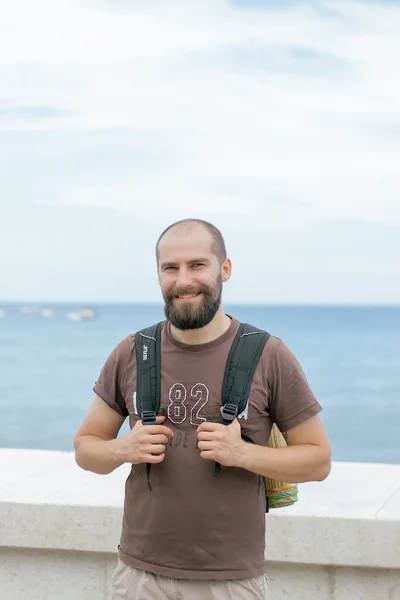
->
xmin=141 ymin=411 xmax=157 ymax=426
xmin=221 ymin=403 xmax=238 ymax=423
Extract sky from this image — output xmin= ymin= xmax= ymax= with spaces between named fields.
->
xmin=0 ymin=0 xmax=399 ymax=305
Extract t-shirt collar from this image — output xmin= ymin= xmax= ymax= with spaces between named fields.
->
xmin=165 ymin=315 xmax=239 ymax=352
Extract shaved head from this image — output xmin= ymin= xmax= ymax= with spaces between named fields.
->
xmin=156 ymin=219 xmax=227 ymax=265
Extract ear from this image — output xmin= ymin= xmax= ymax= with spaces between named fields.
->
xmin=222 ymin=258 xmax=232 ymax=283
xmin=157 ymin=264 xmax=162 ymax=286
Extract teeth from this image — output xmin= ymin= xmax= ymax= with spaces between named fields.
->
xmin=177 ymin=293 xmax=198 ymax=299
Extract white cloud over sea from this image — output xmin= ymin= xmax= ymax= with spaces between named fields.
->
xmin=0 ymin=0 xmax=399 ymax=304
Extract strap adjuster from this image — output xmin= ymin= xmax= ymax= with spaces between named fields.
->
xmin=221 ymin=403 xmax=238 ymax=422
xmin=141 ymin=411 xmax=157 ymax=426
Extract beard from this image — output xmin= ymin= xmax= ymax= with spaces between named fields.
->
xmin=163 ymin=274 xmax=222 ymax=331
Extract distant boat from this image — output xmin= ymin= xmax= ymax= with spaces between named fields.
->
xmin=66 ymin=308 xmax=97 ymax=321
xmin=19 ymin=306 xmax=41 ymax=315
xmin=19 ymin=306 xmax=54 ymax=318
xmin=79 ymin=308 xmax=95 ymax=319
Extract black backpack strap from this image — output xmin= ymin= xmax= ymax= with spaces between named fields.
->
xmin=213 ymin=322 xmax=270 ymax=477
xmin=135 ymin=322 xmax=163 ymax=490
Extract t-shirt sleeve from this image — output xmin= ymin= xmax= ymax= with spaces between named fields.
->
xmin=93 ymin=337 xmax=132 ymax=418
xmin=268 ymin=339 xmax=323 ymax=432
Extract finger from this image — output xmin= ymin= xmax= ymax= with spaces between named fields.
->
xmin=200 ymin=450 xmax=214 ymax=460
xmin=144 ymin=434 xmax=169 ymax=445
xmin=197 ymin=422 xmax=222 ymax=433
xmin=142 ymin=453 xmax=165 ymax=464
xmin=146 ymin=425 xmax=174 ymax=437
xmin=197 ymin=441 xmax=214 ymax=451
xmin=197 ymin=432 xmax=216 ymax=442
xmin=142 ymin=444 xmax=166 ymax=455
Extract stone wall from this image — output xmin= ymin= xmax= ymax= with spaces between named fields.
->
xmin=0 ymin=449 xmax=399 ymax=600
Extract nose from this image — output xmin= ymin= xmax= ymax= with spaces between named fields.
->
xmin=175 ymin=267 xmax=192 ymax=289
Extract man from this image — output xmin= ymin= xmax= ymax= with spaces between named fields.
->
xmin=73 ymin=218 xmax=331 ymax=600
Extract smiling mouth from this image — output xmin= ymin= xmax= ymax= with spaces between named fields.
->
xmin=175 ymin=292 xmax=202 ymax=301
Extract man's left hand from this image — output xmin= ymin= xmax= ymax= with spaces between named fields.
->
xmin=197 ymin=417 xmax=245 ymax=467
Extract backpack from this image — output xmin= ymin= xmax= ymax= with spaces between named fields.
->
xmin=135 ymin=321 xmax=298 ymax=512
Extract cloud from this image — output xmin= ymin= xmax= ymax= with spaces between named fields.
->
xmin=184 ymin=44 xmax=349 ymax=80
xmin=0 ymin=104 xmax=68 ymax=119
xmin=0 ymin=0 xmax=399 ymax=302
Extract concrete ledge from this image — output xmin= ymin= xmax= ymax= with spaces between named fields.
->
xmin=1 ymin=449 xmax=400 ymax=600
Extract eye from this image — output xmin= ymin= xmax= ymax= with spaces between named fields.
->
xmin=164 ymin=266 xmax=177 ymax=271
xmin=192 ymin=263 xmax=205 ymax=268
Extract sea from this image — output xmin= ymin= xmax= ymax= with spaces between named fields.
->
xmin=0 ymin=303 xmax=399 ymax=465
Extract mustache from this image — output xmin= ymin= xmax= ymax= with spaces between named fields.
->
xmin=167 ymin=285 xmax=206 ymax=298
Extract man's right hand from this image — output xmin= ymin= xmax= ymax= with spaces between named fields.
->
xmin=116 ymin=415 xmax=174 ymax=465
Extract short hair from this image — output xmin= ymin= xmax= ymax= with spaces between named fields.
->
xmin=156 ymin=218 xmax=227 ymax=265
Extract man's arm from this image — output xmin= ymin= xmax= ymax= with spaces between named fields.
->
xmin=197 ymin=414 xmax=331 ymax=483
xmin=73 ymin=395 xmax=127 ymax=475
xmin=238 ymin=414 xmax=331 ymax=483
xmin=74 ymin=395 xmax=174 ymax=475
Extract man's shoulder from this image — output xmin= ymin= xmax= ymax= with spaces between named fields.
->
xmin=227 ymin=319 xmax=283 ymax=369
xmin=119 ymin=320 xmax=166 ymax=354
xmin=234 ymin=319 xmax=282 ymax=346
xmin=111 ymin=333 xmax=136 ymax=362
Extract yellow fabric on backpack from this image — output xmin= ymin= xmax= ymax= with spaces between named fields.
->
xmin=264 ymin=424 xmax=298 ymax=508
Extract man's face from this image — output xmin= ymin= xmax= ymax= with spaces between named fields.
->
xmin=157 ymin=227 xmax=226 ymax=331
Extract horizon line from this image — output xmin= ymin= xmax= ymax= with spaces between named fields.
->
xmin=1 ymin=300 xmax=400 ymax=309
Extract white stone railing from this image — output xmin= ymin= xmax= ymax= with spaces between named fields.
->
xmin=0 ymin=448 xmax=399 ymax=600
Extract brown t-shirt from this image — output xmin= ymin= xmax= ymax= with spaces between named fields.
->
xmin=93 ymin=317 xmax=322 ymax=580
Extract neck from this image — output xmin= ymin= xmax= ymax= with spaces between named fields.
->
xmin=169 ymin=307 xmax=231 ymax=345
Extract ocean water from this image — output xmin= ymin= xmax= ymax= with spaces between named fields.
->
xmin=0 ymin=303 xmax=399 ymax=465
